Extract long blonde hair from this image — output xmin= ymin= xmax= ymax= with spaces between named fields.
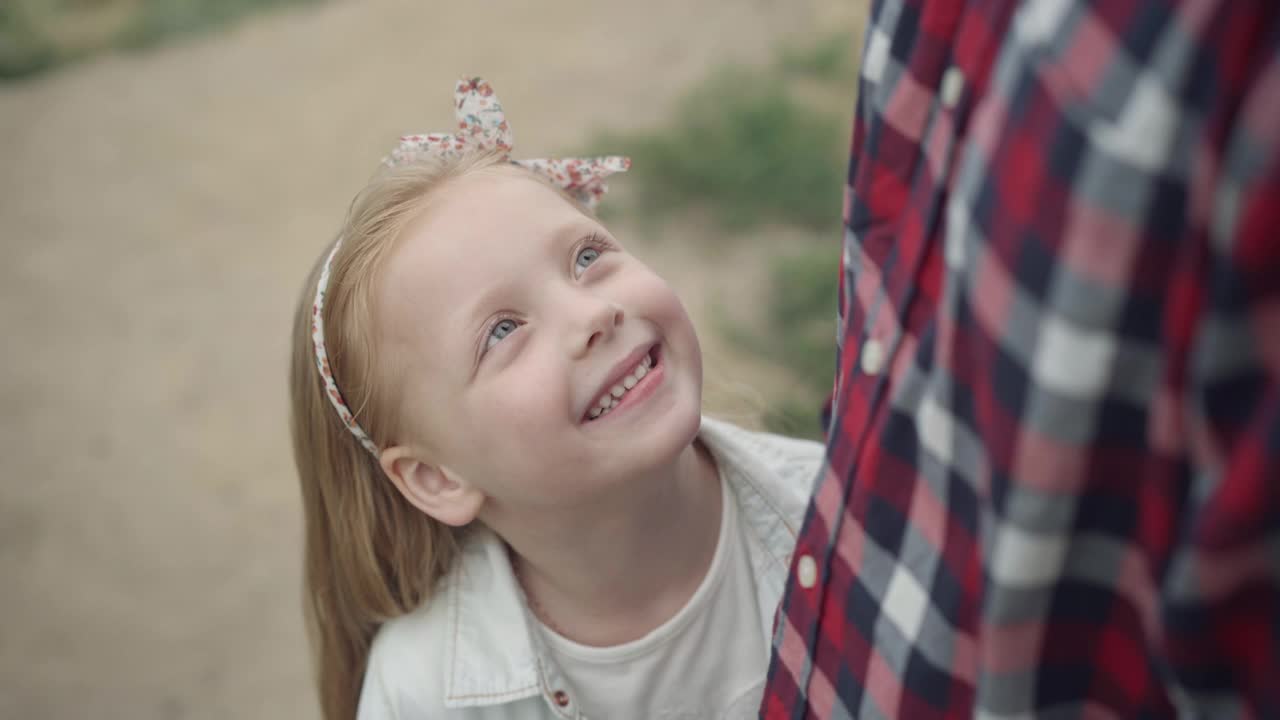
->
xmin=288 ymin=149 xmax=524 ymax=720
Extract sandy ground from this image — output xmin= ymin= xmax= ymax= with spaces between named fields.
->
xmin=0 ymin=2 xmax=858 ymax=717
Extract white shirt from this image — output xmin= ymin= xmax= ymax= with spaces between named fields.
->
xmin=537 ymin=463 xmax=765 ymax=719
xmin=357 ymin=417 xmax=823 ymax=720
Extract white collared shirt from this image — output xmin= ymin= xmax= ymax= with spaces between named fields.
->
xmin=357 ymin=417 xmax=823 ymax=719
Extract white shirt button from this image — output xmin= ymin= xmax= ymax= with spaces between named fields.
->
xmin=940 ymin=65 xmax=965 ymax=109
xmin=860 ymin=338 xmax=886 ymax=376
xmin=797 ymin=554 xmax=818 ymax=589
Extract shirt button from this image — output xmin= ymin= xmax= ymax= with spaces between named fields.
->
xmin=552 ymin=690 xmax=570 ymax=707
xmin=940 ymin=65 xmax=965 ymax=109
xmin=797 ymin=554 xmax=818 ymax=589
xmin=860 ymin=338 xmax=886 ymax=376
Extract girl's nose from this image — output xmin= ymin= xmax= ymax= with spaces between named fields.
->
xmin=574 ymin=297 xmax=624 ymax=356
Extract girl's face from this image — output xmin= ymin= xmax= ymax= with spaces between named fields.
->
xmin=375 ymin=168 xmax=703 ymax=513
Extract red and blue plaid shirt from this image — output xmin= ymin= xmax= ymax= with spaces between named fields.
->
xmin=762 ymin=0 xmax=1280 ymax=717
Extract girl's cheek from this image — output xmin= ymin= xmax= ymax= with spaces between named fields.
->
xmin=494 ymin=354 xmax=564 ymax=403
xmin=630 ymin=271 xmax=684 ymax=311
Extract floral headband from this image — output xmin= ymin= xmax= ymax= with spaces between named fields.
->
xmin=311 ymin=77 xmax=631 ymax=456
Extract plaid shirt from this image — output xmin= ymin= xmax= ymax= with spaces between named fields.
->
xmin=762 ymin=0 xmax=1280 ymax=718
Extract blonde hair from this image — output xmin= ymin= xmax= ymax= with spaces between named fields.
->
xmin=288 ymin=149 xmax=530 ymax=720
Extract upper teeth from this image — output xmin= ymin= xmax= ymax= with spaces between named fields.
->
xmin=588 ymin=354 xmax=653 ymax=419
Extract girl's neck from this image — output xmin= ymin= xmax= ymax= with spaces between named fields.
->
xmin=500 ymin=438 xmax=722 ymax=647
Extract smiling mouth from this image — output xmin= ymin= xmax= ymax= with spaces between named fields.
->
xmin=583 ymin=345 xmax=662 ymax=423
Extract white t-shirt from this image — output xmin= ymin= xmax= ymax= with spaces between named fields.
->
xmin=535 ymin=468 xmax=766 ymax=720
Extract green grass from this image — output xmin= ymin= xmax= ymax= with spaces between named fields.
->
xmin=778 ymin=31 xmax=856 ymax=83
xmin=1 ymin=0 xmax=324 ymax=79
xmin=721 ymin=243 xmax=841 ymax=439
xmin=596 ymin=67 xmax=846 ymax=234
xmin=597 ymin=33 xmax=857 ymax=439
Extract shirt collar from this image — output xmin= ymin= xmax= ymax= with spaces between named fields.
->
xmin=442 ymin=528 xmax=545 ymax=708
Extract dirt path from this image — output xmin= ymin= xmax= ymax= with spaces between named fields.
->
xmin=0 ymin=2 xmax=855 ymax=717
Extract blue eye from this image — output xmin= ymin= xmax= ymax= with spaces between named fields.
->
xmin=574 ymin=246 xmax=601 ymax=276
xmin=485 ymin=318 xmax=520 ymax=351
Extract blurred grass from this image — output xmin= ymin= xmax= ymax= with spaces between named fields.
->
xmin=1 ymin=0 xmax=324 ymax=79
xmin=721 ymin=243 xmax=841 ymax=439
xmin=598 ymin=68 xmax=845 ymax=233
xmin=600 ymin=30 xmax=856 ymax=439
xmin=778 ymin=31 xmax=854 ymax=84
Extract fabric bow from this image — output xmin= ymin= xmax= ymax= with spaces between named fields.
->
xmin=382 ymin=77 xmax=630 ymax=210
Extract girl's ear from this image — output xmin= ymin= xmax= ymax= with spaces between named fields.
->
xmin=379 ymin=446 xmax=485 ymax=527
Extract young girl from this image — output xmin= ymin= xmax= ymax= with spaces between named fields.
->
xmin=289 ymin=78 xmax=823 ymax=720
